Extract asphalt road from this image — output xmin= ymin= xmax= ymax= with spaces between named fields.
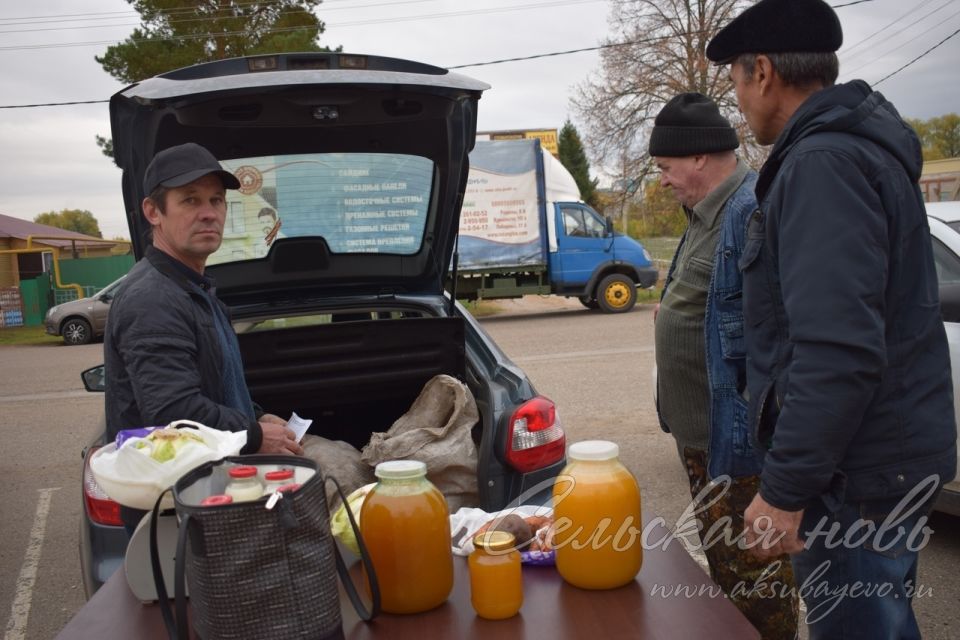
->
xmin=1 ymin=298 xmax=958 ymax=639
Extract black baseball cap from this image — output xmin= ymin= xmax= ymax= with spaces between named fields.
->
xmin=143 ymin=142 xmax=241 ymax=194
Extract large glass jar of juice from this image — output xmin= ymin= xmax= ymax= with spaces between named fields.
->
xmin=469 ymin=531 xmax=523 ymax=619
xmin=553 ymin=440 xmax=642 ymax=589
xmin=359 ymin=460 xmax=453 ymax=614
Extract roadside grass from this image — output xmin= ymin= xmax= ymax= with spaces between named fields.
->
xmin=0 ymin=326 xmax=62 ymax=346
xmin=637 ymin=236 xmax=675 ymax=306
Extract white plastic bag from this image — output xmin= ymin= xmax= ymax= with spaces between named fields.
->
xmin=90 ymin=419 xmax=247 ymax=510
xmin=449 ymin=505 xmax=555 ymax=565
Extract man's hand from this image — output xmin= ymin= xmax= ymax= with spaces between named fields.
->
xmin=259 ymin=413 xmax=287 ymax=427
xmin=743 ymin=493 xmax=805 ymax=559
xmin=258 ymin=421 xmax=304 ymax=456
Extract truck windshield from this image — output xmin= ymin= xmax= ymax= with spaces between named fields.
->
xmin=207 ymin=152 xmax=434 ymax=265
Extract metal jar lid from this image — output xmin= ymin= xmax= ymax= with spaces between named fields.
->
xmin=473 ymin=530 xmax=516 ymax=552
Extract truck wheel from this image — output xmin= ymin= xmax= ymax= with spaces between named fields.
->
xmin=579 ymin=296 xmax=600 ymax=310
xmin=62 ymin=318 xmax=93 ymax=345
xmin=597 ymin=274 xmax=637 ymax=313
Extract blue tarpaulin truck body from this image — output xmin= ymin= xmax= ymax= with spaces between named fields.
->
xmin=453 ymin=139 xmax=657 ymax=313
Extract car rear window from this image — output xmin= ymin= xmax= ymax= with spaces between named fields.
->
xmin=208 ymin=153 xmax=434 ymax=265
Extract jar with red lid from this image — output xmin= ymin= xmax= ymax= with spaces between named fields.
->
xmin=200 ymin=494 xmax=234 ymax=507
xmin=224 ymin=465 xmax=263 ymax=502
xmin=262 ymin=468 xmax=296 ymax=496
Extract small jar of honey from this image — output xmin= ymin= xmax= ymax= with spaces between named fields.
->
xmin=469 ymin=531 xmax=523 ymax=619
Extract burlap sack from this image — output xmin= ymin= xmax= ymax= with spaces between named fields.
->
xmin=302 ymin=435 xmax=375 ymax=510
xmin=360 ymin=374 xmax=480 ymax=511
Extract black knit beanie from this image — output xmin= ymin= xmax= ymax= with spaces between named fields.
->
xmin=648 ymin=93 xmax=739 ymax=158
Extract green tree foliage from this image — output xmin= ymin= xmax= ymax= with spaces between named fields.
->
xmin=97 ymin=0 xmax=332 ymax=84
xmin=627 ymin=181 xmax=686 ymax=238
xmin=907 ymin=114 xmax=960 ymax=161
xmin=558 ymin=120 xmax=599 ymax=207
xmin=95 ymin=0 xmax=338 ymax=159
xmin=34 ymin=210 xmax=103 ymax=238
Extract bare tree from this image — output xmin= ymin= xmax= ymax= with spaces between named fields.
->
xmin=573 ymin=0 xmax=761 ymax=207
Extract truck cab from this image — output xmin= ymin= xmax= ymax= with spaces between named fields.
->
xmin=551 ymin=201 xmax=657 ymax=312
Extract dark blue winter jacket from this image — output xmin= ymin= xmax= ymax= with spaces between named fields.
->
xmin=741 ymin=80 xmax=957 ymax=511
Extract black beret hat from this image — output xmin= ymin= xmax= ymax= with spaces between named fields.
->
xmin=706 ymin=0 xmax=843 ymax=64
xmin=648 ymin=93 xmax=739 ymax=157
xmin=143 ymin=142 xmax=241 ymax=194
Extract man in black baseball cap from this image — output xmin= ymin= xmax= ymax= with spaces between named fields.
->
xmin=142 ymin=142 xmax=241 ymax=195
xmin=651 ymin=93 xmax=798 ymax=639
xmin=707 ymin=2 xmax=956 ymax=638
xmin=105 ymin=142 xmax=302 ymax=534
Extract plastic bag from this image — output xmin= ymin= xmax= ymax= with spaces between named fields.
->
xmin=449 ymin=505 xmax=556 ymax=565
xmin=360 ymin=374 xmax=479 ymax=511
xmin=330 ymin=482 xmax=376 ymax=555
xmin=90 ymin=419 xmax=246 ymax=510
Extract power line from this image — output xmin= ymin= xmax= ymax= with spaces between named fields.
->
xmin=839 ymin=0 xmax=942 ymax=58
xmin=873 ymin=24 xmax=960 ymax=85
xmin=0 ymin=0 xmax=601 ymax=40
xmin=841 ymin=0 xmax=954 ymax=64
xmin=843 ymin=8 xmax=960 ymax=77
xmin=0 ymin=100 xmax=109 ymax=110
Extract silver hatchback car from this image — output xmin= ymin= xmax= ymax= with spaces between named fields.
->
xmin=45 ymin=276 xmax=125 ymax=345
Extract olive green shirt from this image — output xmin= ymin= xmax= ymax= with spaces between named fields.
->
xmin=655 ymin=160 xmax=750 ymax=453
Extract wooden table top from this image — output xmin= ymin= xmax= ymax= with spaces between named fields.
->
xmin=56 ymin=519 xmax=759 ymax=640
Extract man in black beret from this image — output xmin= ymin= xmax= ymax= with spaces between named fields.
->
xmin=708 ymin=0 xmax=956 ymax=637
xmin=651 ymin=93 xmax=798 ymax=639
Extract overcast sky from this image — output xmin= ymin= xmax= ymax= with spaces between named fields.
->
xmin=1 ymin=0 xmax=957 ymax=239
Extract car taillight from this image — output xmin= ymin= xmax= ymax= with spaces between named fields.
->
xmin=83 ymin=448 xmax=122 ymax=526
xmin=504 ymin=396 xmax=566 ymax=473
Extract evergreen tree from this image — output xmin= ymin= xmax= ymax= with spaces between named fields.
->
xmin=95 ymin=0 xmax=338 ymax=159
xmin=558 ymin=120 xmax=599 ymax=207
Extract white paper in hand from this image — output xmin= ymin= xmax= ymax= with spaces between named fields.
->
xmin=288 ymin=412 xmax=313 ymax=442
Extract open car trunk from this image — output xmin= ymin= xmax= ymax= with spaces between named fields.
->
xmin=238 ymin=316 xmax=473 ymax=451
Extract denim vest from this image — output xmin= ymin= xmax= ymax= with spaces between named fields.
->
xmin=659 ymin=170 xmax=761 ymax=479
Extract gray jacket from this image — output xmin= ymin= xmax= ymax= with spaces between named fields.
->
xmin=104 ymin=246 xmax=263 ymax=452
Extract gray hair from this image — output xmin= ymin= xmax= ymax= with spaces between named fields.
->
xmin=735 ymin=52 xmax=839 ymax=89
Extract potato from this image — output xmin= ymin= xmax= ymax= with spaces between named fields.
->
xmin=488 ymin=514 xmax=535 ymax=550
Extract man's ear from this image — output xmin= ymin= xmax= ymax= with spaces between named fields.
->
xmin=755 ymin=55 xmax=775 ymax=96
xmin=142 ymin=197 xmax=161 ymax=226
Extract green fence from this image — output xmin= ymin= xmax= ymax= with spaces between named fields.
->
xmin=58 ymin=255 xmax=133 ymax=289
xmin=19 ymin=277 xmax=51 ymax=327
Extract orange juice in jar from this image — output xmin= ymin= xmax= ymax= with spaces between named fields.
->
xmin=359 ymin=460 xmax=453 ymax=614
xmin=553 ymin=440 xmax=642 ymax=589
xmin=469 ymin=531 xmax=523 ymax=619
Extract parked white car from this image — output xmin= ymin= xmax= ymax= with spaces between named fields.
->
xmin=926 ymin=201 xmax=960 ymax=516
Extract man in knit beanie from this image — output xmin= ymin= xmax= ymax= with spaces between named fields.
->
xmin=652 ymin=92 xmax=799 ymax=639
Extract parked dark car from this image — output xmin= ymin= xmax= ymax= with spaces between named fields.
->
xmin=45 ymin=276 xmax=125 ymax=345
xmin=80 ymin=52 xmax=568 ymax=596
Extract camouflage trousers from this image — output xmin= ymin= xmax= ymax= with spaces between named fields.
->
xmin=682 ymin=447 xmax=800 ymax=640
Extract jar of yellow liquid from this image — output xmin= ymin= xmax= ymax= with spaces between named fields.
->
xmin=553 ymin=440 xmax=642 ymax=589
xmin=359 ymin=460 xmax=454 ymax=614
xmin=469 ymin=531 xmax=523 ymax=619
